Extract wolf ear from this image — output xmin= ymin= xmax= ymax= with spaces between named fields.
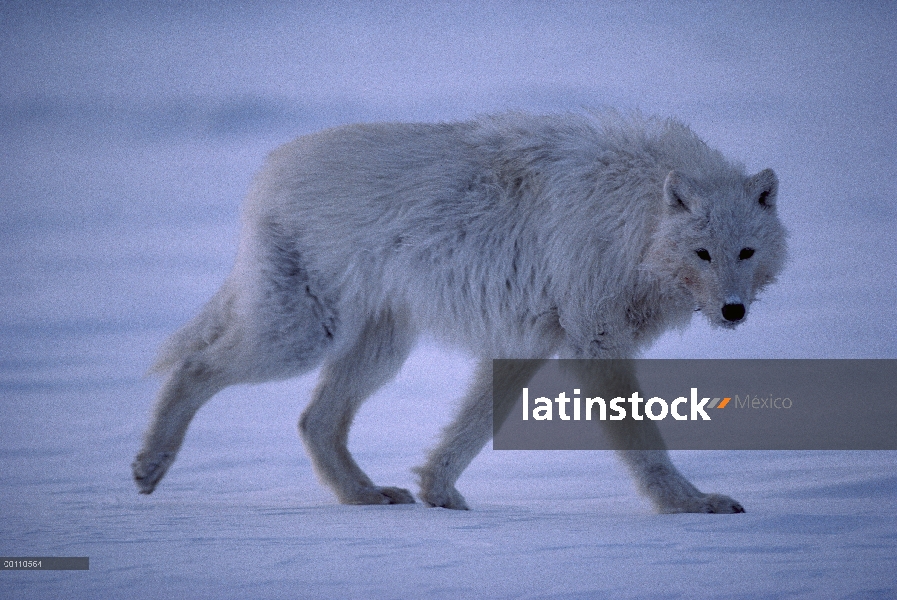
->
xmin=746 ymin=168 xmax=778 ymax=209
xmin=663 ymin=170 xmax=699 ymax=212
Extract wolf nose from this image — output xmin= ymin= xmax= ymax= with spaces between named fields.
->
xmin=722 ymin=303 xmax=746 ymax=322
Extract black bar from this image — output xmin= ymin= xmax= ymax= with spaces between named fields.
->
xmin=1 ymin=557 xmax=89 ymax=570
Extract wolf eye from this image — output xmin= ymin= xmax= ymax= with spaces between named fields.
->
xmin=695 ymin=249 xmax=711 ymax=262
xmin=739 ymin=248 xmax=755 ymax=260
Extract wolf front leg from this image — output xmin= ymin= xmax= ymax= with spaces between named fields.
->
xmin=416 ymin=359 xmax=544 ymax=509
xmin=615 ymin=446 xmax=744 ymax=513
xmin=566 ymin=360 xmax=745 ymax=514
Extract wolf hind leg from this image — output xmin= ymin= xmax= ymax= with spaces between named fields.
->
xmin=416 ymin=359 xmax=543 ymax=509
xmin=133 ymin=280 xmax=330 ymax=494
xmin=132 ymin=357 xmax=231 ymax=494
xmin=298 ymin=307 xmax=417 ymax=505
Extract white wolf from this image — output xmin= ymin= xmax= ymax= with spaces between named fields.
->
xmin=133 ymin=111 xmax=786 ymax=513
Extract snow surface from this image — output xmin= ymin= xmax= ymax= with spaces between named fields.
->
xmin=1 ymin=2 xmax=895 ymax=598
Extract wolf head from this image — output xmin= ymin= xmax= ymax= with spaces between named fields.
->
xmin=649 ymin=168 xmax=787 ymax=329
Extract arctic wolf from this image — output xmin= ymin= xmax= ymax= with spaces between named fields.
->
xmin=133 ymin=112 xmax=786 ymax=513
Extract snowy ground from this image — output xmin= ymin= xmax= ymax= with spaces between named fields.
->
xmin=2 ymin=2 xmax=895 ymax=598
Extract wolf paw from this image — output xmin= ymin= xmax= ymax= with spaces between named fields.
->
xmin=699 ymin=493 xmax=745 ymax=514
xmin=132 ymin=451 xmax=174 ymax=494
xmin=343 ymin=485 xmax=416 ymax=505
xmin=418 ymin=485 xmax=470 ymax=510
xmin=660 ymin=493 xmax=745 ymax=514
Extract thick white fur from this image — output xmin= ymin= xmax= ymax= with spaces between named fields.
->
xmin=133 ymin=111 xmax=786 ymax=513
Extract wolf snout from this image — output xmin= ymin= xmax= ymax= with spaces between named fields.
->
xmin=721 ymin=303 xmax=746 ymax=322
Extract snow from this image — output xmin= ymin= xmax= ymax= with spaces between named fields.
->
xmin=1 ymin=2 xmax=895 ymax=598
